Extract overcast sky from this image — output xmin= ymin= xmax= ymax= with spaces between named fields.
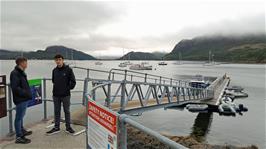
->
xmin=1 ymin=0 xmax=265 ymax=56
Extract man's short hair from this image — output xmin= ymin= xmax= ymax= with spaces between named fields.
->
xmin=15 ymin=57 xmax=27 ymax=65
xmin=54 ymin=54 xmax=64 ymax=59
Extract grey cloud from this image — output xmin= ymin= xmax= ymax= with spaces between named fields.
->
xmin=1 ymin=1 xmax=125 ymax=50
xmin=1 ymin=1 xmax=265 ymax=55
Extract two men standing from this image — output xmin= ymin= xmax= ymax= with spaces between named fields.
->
xmin=10 ymin=54 xmax=76 ymax=144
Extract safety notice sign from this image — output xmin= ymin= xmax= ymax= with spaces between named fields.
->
xmin=87 ymin=99 xmax=118 ymax=149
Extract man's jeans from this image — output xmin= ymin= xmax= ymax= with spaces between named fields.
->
xmin=15 ymin=101 xmax=28 ymax=138
xmin=53 ymin=96 xmax=71 ymax=129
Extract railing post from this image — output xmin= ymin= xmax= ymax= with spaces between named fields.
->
xmin=7 ymin=84 xmax=14 ymax=135
xmin=43 ymin=78 xmax=47 ymax=120
xmin=187 ymin=88 xmax=191 ymax=100
xmin=182 ymin=87 xmax=186 ymax=101
xmin=92 ymin=82 xmax=96 ymax=100
xmin=144 ymin=73 xmax=147 ymax=83
xmin=87 ymin=69 xmax=90 ymax=78
xmin=120 ymin=70 xmax=127 ymax=111
xmin=119 ymin=115 xmax=127 ymax=149
xmin=107 ymin=76 xmax=111 ymax=108
xmin=197 ymin=89 xmax=199 ymax=99
xmin=112 ymin=72 xmax=115 ymax=80
xmin=83 ymin=78 xmax=89 ymax=106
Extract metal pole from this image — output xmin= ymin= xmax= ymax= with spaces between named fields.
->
xmin=83 ymin=78 xmax=89 ymax=106
xmin=85 ymin=88 xmax=89 ymax=149
xmin=107 ymin=77 xmax=111 ymax=108
xmin=119 ymin=115 xmax=127 ymax=149
xmin=144 ymin=73 xmax=147 ymax=83
xmin=120 ymin=70 xmax=127 ymax=111
xmin=92 ymin=82 xmax=96 ymax=100
xmin=119 ymin=114 xmax=188 ymax=149
xmin=43 ymin=79 xmax=47 ymax=120
xmin=7 ymin=84 xmax=14 ymax=135
xmin=87 ymin=69 xmax=90 ymax=78
xmin=187 ymin=88 xmax=191 ymax=100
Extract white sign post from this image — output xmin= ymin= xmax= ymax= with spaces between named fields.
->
xmin=87 ymin=99 xmax=118 ymax=149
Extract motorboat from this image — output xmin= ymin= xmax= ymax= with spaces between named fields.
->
xmin=186 ymin=104 xmax=208 ymax=113
xmin=129 ymin=63 xmax=152 ymax=70
xmin=158 ymin=61 xmax=167 ymax=65
xmin=189 ymin=80 xmax=210 ymax=88
xmin=124 ymin=61 xmax=133 ymax=65
xmin=189 ymin=75 xmax=210 ymax=88
xmin=218 ymin=96 xmax=248 ymax=115
xmin=118 ymin=62 xmax=127 ymax=67
xmin=95 ymin=61 xmax=103 ymax=65
xmin=224 ymin=89 xmax=248 ymax=98
xmin=226 ymin=86 xmax=244 ymax=92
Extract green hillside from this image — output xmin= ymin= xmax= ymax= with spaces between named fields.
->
xmin=0 ymin=45 xmax=96 ymax=60
xmin=164 ymin=34 xmax=266 ymax=63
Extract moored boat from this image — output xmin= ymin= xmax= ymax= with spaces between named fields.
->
xmin=158 ymin=61 xmax=167 ymax=65
xmin=129 ymin=63 xmax=152 ymax=70
xmin=95 ymin=61 xmax=103 ymax=65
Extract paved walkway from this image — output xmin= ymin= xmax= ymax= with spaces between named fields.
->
xmin=0 ymin=120 xmax=86 ymax=149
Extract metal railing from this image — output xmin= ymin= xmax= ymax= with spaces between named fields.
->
xmin=3 ymin=67 xmax=218 ymax=149
xmin=73 ymin=66 xmax=215 ymax=113
xmin=5 ymin=78 xmax=85 ymax=136
xmin=73 ymin=66 xmax=190 ymax=87
xmin=85 ymin=82 xmax=188 ymax=149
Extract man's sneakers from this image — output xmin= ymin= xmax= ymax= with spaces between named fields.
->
xmin=65 ymin=127 xmax=75 ymax=134
xmin=15 ymin=136 xmax=31 ymax=144
xmin=22 ymin=129 xmax=32 ymax=137
xmin=46 ymin=128 xmax=60 ymax=135
xmin=46 ymin=127 xmax=75 ymax=135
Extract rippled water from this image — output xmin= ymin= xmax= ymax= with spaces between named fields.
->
xmin=0 ymin=60 xmax=265 ymax=148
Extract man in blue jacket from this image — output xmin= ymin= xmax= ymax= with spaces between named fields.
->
xmin=10 ymin=57 xmax=33 ymax=144
xmin=46 ymin=54 xmax=76 ymax=135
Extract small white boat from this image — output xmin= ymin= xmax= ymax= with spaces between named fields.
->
xmin=129 ymin=64 xmax=152 ymax=70
xmin=186 ymin=104 xmax=208 ymax=112
xmin=141 ymin=62 xmax=149 ymax=65
xmin=224 ymin=90 xmax=248 ymax=98
xmin=95 ymin=61 xmax=103 ymax=65
xmin=189 ymin=80 xmax=209 ymax=88
xmin=124 ymin=61 xmax=133 ymax=65
xmin=226 ymin=86 xmax=244 ymax=92
xmin=158 ymin=61 xmax=167 ymax=65
xmin=219 ymin=96 xmax=237 ymax=114
xmin=118 ymin=62 xmax=127 ymax=67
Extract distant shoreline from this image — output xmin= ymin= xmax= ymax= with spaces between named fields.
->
xmin=1 ymin=59 xmax=265 ymax=64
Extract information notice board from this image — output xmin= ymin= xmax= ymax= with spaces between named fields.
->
xmin=0 ymin=75 xmax=7 ymax=118
xmin=27 ymin=79 xmax=42 ymax=107
xmin=87 ymin=99 xmax=118 ymax=149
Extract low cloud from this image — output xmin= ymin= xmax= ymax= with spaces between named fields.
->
xmin=1 ymin=1 xmax=265 ymax=56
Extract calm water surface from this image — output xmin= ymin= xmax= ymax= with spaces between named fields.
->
xmin=0 ymin=60 xmax=265 ymax=148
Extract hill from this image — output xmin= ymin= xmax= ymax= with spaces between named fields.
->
xmin=164 ymin=34 xmax=266 ymax=63
xmin=118 ymin=51 xmax=164 ymax=60
xmin=0 ymin=45 xmax=96 ymax=60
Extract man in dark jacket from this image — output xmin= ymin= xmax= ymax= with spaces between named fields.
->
xmin=46 ymin=54 xmax=76 ymax=135
xmin=10 ymin=57 xmax=33 ymax=144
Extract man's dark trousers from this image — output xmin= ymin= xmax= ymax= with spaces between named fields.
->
xmin=53 ymin=96 xmax=71 ymax=129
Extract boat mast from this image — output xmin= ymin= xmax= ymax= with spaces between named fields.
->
xmin=178 ymin=52 xmax=182 ymax=64
xmin=208 ymin=50 xmax=211 ymax=63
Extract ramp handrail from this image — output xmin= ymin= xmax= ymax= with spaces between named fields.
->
xmin=73 ymin=66 xmax=189 ymax=87
xmin=85 ymin=84 xmax=188 ymax=149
